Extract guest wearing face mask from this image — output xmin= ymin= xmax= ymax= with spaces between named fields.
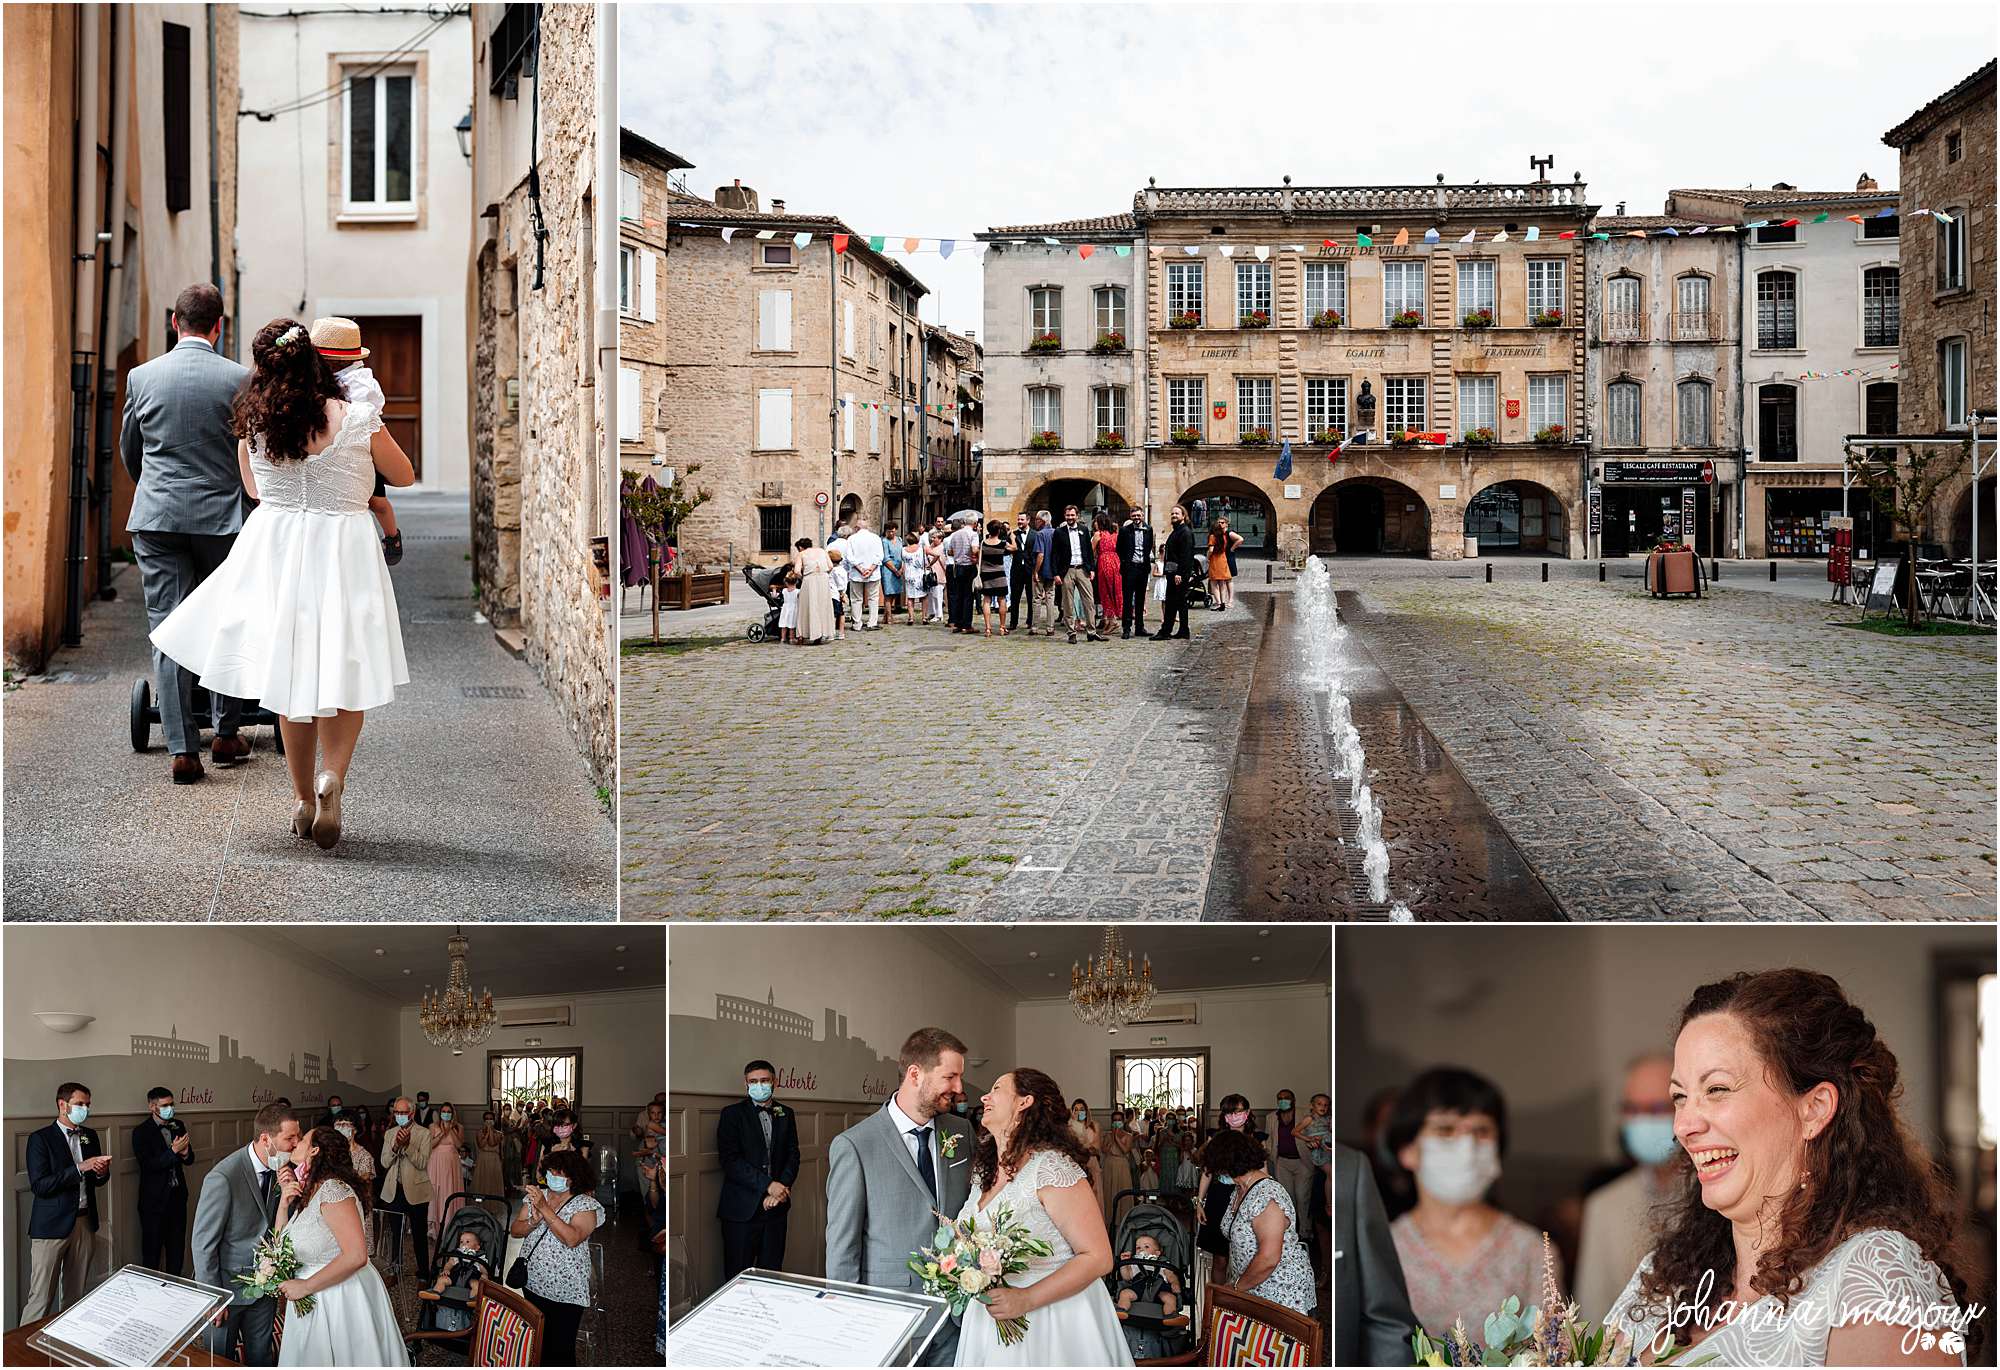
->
xmin=413 ymin=1091 xmax=435 ymax=1127
xmin=378 ymin=1094 xmax=434 ymax=1280
xmin=717 ymin=1060 xmax=800 ymax=1280
xmin=1068 ymin=1098 xmax=1104 ymax=1197
xmin=427 ymin=1102 xmax=466 ymax=1244
xmin=1268 ymin=1090 xmax=1316 ymax=1242
xmin=511 ymin=1150 xmax=605 ymax=1366
xmin=331 ymin=1111 xmax=377 ymax=1249
xmin=316 ymin=1094 xmax=346 ymax=1130
xmin=1300 ymin=1093 xmax=1334 ymax=1243
xmin=473 ymin=1108 xmax=507 ymax=1197
xmin=1574 ymin=1053 xmax=1677 ymax=1324
xmin=134 ymin=1087 xmax=195 ymax=1274
xmin=1195 ymin=1095 xmax=1264 ymax=1257
xmin=1387 ymin=1067 xmax=1558 ymax=1342
xmin=1100 ymin=1107 xmax=1139 ymax=1228
xmin=25 ymin=1083 xmax=112 ymax=1321
xmin=541 ymin=1108 xmax=583 ymax=1174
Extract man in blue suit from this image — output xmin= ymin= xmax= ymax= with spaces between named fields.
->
xmin=716 ymin=1060 xmax=800 ymax=1281
xmin=24 ymin=1082 xmax=111 ymax=1321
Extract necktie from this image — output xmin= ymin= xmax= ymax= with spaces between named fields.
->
xmin=909 ymin=1127 xmax=937 ymax=1202
xmin=259 ymin=1166 xmax=274 ymax=1214
xmin=758 ymin=1107 xmax=772 ymax=1152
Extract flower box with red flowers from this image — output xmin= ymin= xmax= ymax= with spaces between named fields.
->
xmin=1170 ymin=426 xmax=1202 ymax=446
xmin=1090 ymin=331 xmax=1126 ymax=355
xmin=1532 ymin=308 xmax=1565 ymax=327
xmin=1094 ymin=431 xmax=1125 ymax=451
xmin=1312 ymin=428 xmax=1345 ymax=446
xmin=1239 ymin=427 xmax=1273 ymax=446
xmin=1239 ymin=310 xmax=1271 ymax=329
xmin=1028 ymin=430 xmax=1062 ymax=450
xmin=1462 ymin=308 xmax=1495 ymax=329
xmin=1534 ymin=423 xmax=1567 ymax=444
xmin=1462 ymin=426 xmax=1496 ymax=447
xmin=1311 ymin=309 xmax=1343 ymax=329
xmin=1390 ymin=310 xmax=1424 ymax=328
xmin=1027 ymin=333 xmax=1062 ymax=354
xmin=1390 ymin=429 xmax=1423 ymax=447
xmin=1169 ymin=312 xmax=1201 ymax=330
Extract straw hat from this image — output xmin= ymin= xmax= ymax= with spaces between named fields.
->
xmin=309 ymin=316 xmax=368 ymax=361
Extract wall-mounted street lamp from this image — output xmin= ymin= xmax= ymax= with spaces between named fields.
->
xmin=454 ymin=110 xmax=473 ymax=162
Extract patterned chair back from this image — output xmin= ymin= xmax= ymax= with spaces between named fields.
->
xmin=1198 ymin=1283 xmax=1324 ymax=1367
xmin=470 ymin=1280 xmax=545 ymax=1366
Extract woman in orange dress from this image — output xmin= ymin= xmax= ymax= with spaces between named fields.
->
xmin=1207 ymin=518 xmax=1243 ymax=610
xmin=1092 ymin=511 xmax=1124 ymax=634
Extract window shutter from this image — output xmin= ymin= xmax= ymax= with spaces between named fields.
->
xmin=758 ymin=388 xmax=792 ymax=450
xmin=162 ymin=23 xmax=192 ymax=213
xmin=843 ymin=393 xmax=855 ymax=451
xmin=618 ymin=367 xmax=642 ymax=442
xmin=844 ymin=300 xmax=855 ymax=356
xmin=640 ymin=250 xmax=658 ymax=323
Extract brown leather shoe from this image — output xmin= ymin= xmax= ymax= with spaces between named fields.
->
xmin=211 ymin=733 xmax=251 ymax=766
xmin=171 ymin=754 xmax=206 ymax=785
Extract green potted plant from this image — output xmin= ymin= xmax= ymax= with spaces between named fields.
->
xmin=1169 ymin=310 xmax=1201 ymax=329
xmin=1533 ymin=306 xmax=1565 ymax=326
xmin=1170 ymin=425 xmax=1202 ymax=446
xmin=1534 ymin=422 xmax=1567 ymax=444
xmin=1311 ymin=308 xmax=1343 ymax=329
xmin=1028 ymin=332 xmax=1062 ymax=354
xmin=1239 ymin=309 xmax=1271 ymax=329
xmin=1311 ymin=428 xmax=1345 ymax=445
xmin=1390 ymin=309 xmax=1424 ymax=328
xmin=1646 ymin=538 xmax=1702 ymax=598
xmin=1028 ymin=429 xmax=1062 ymax=450
xmin=1240 ymin=426 xmax=1272 ymax=445
xmin=1390 ymin=429 xmax=1422 ymax=447
xmin=1094 ymin=430 xmax=1125 ymax=451
xmin=1091 ymin=330 xmax=1126 ymax=355
xmin=1462 ymin=307 xmax=1495 ymax=328
xmin=1462 ymin=426 xmax=1496 ymax=446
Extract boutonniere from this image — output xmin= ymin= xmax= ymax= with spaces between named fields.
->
xmin=940 ymin=1133 xmax=961 ymax=1159
xmin=771 ymin=1105 xmax=787 ymax=1119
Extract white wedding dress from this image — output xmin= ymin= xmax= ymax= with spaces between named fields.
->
xmin=1604 ymin=1226 xmax=1963 ymax=1366
xmin=278 ymin=1180 xmax=410 ymax=1366
xmin=151 ymin=397 xmax=408 ymax=721
xmin=954 ymin=1149 xmax=1134 ymax=1368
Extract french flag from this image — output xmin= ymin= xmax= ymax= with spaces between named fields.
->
xmin=1328 ymin=429 xmax=1374 ymax=463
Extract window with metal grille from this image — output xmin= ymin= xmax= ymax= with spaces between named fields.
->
xmin=1526 ymin=258 xmax=1565 ymax=316
xmin=1236 ymin=377 xmax=1273 ymax=437
xmin=1304 ymin=377 xmax=1347 ymax=437
xmin=1528 ymin=375 xmax=1565 ymax=433
xmin=1677 ymin=379 xmax=1712 ymax=447
xmin=1095 ymin=286 xmax=1126 ymax=337
xmin=163 ymin=23 xmax=191 ymax=212
xmin=1458 ymin=375 xmax=1497 ymax=433
xmin=1303 ymin=261 xmax=1347 ymax=320
xmin=1607 ymin=381 xmax=1642 ymax=446
xmin=1758 ymin=384 xmax=1798 ymax=460
xmin=1862 ymin=267 xmax=1899 ymax=348
xmin=758 ymin=506 xmax=793 ymax=554
xmin=1383 ymin=261 xmax=1426 ymax=323
xmin=1384 ymin=376 xmax=1427 ymax=434
xmin=1166 ymin=262 xmax=1204 ymax=322
xmin=1941 ymin=339 xmax=1969 ymax=426
xmin=1862 ymin=213 xmax=1899 ymax=239
xmin=1236 ymin=262 xmax=1272 ymax=322
xmin=1938 ymin=215 xmax=1966 ymax=290
xmin=1029 ymin=386 xmax=1061 ymax=440
xmin=1457 ymin=259 xmax=1496 ymax=316
xmin=1167 ymin=377 xmax=1206 ymax=434
xmin=1756 ymin=272 xmax=1797 ymax=349
xmin=1093 ymin=386 xmax=1127 ymax=440
xmin=1030 ymin=287 xmax=1062 ymax=341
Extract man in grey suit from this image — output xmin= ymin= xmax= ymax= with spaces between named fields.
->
xmin=1334 ymin=1142 xmax=1416 ymax=1367
xmin=121 ymin=281 xmax=253 ymax=784
xmin=192 ymin=1103 xmax=300 ymax=1367
xmin=826 ymin=1027 xmax=977 ymax=1367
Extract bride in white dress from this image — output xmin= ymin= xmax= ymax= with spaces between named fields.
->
xmin=1600 ymin=969 xmax=1966 ymax=1367
xmin=272 ymin=1124 xmax=410 ymax=1366
xmin=955 ymin=1068 xmax=1133 ymax=1368
xmin=151 ymin=317 xmax=415 ymax=851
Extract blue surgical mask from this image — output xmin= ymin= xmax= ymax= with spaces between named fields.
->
xmin=395 ymin=1113 xmax=412 ymax=1126
xmin=747 ymin=1083 xmax=774 ymax=1104
xmin=1622 ymin=1116 xmax=1680 ymax=1167
xmin=440 ymin=1112 xmax=453 ymax=1122
xmin=67 ymin=1104 xmax=89 ymax=1124
xmin=545 ymin=1175 xmax=571 ymax=1194
xmin=158 ymin=1106 xmax=175 ymax=1121
xmin=953 ymin=1101 xmax=968 ymax=1114
xmin=330 ymin=1105 xmax=342 ymax=1116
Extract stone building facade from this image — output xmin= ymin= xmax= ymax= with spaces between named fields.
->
xmin=885 ymin=324 xmax=983 ymax=532
xmin=1883 ymin=60 xmax=1996 ymax=557
xmin=656 ymin=179 xmax=930 ymax=566
xmin=469 ymin=2 xmax=613 ymax=785
xmin=616 ymin=127 xmax=690 ymax=481
xmin=3 ymin=3 xmax=239 ymax=671
xmin=974 ymin=214 xmax=1148 ymax=528
xmin=1583 ymin=215 xmax=1743 ymax=556
xmin=1665 ymin=183 xmax=1902 ymax=558
xmin=1137 ymin=177 xmax=1595 ymax=560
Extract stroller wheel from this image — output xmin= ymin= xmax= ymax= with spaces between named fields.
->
xmin=747 ymin=623 xmax=767 ymax=641
xmin=129 ymin=678 xmax=152 ymax=752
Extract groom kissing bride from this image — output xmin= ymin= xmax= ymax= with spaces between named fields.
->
xmin=826 ymin=1028 xmax=1133 ymax=1368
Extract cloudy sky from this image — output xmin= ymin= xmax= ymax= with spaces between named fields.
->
xmin=623 ymin=2 xmax=1992 ymax=334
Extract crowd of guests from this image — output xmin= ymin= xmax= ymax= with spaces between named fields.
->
xmin=770 ymin=504 xmax=1248 ymax=646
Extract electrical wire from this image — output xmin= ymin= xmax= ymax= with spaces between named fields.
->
xmin=239 ymin=5 xmax=466 ymax=122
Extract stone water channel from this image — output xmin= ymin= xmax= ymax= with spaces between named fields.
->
xmin=1204 ymin=558 xmax=1561 ymax=920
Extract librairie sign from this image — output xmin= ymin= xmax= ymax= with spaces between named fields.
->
xmin=1602 ymin=460 xmax=1715 ymax=484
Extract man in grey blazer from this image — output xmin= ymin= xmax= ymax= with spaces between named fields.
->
xmin=1334 ymin=1142 xmax=1417 ymax=1367
xmin=192 ymin=1103 xmax=300 ymax=1367
xmin=826 ymin=1027 xmax=977 ymax=1367
xmin=120 ymin=281 xmax=253 ymax=783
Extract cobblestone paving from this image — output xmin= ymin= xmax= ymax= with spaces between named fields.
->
xmin=1334 ymin=560 xmax=1996 ymax=921
xmin=619 ymin=607 xmax=1253 ymax=919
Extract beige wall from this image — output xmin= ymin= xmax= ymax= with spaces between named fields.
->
xmin=396 ymin=987 xmax=664 ymax=1110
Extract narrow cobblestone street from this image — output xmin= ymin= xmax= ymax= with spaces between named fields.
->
xmin=620 ymin=559 xmax=1995 ymax=920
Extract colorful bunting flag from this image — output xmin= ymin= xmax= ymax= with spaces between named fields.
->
xmin=1811 ymin=212 xmax=1830 ymax=223
xmin=1042 ymin=236 xmax=1059 ymax=247
xmin=1524 ymin=226 xmax=1540 ymax=242
xmin=904 ymin=237 xmax=922 ymax=253
xmin=720 ymin=227 xmax=735 ymax=242
xmin=939 ymin=239 xmax=954 ymax=259
xmin=1459 ymin=229 xmax=1478 ymax=243
xmin=1846 ymin=215 xmax=1865 ymax=224
xmin=1115 ymin=246 xmax=1131 ymax=257
xmin=1077 ymin=244 xmax=1094 ymax=259
xmin=832 ymin=233 xmax=849 ymax=254
xmin=1322 ymin=239 xmax=1336 ymax=249
xmin=1493 ymin=229 xmax=1509 ymax=242
xmin=1876 ymin=207 xmax=1895 ymax=218
xmin=793 ymin=232 xmax=812 ymax=249
xmin=1424 ymin=228 xmax=1440 ymax=244
xmin=1557 ymin=230 xmax=1576 ymax=239
xmin=1392 ymin=228 xmax=1409 ymax=246
xmin=867 ymin=235 xmax=885 ymax=252
xmin=1183 ymin=246 xmax=1200 ymax=255
xmin=1778 ymin=218 xmax=1801 ymax=228
xmin=1356 ymin=232 xmax=1373 ymax=246
xmin=754 ymin=229 xmax=777 ymax=241
xmin=1218 ymin=245 xmax=1234 ymax=257
xmin=1254 ymin=245 xmax=1269 ymax=261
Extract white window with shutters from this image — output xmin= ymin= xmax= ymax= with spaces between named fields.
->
xmin=1237 ymin=377 xmax=1273 ymax=438
xmin=1383 ymin=261 xmax=1425 ymax=323
xmin=843 ymin=393 xmax=855 ymax=451
xmin=618 ymin=246 xmax=635 ymax=315
xmin=1457 ymin=260 xmax=1496 ymax=318
xmin=1166 ymin=262 xmax=1204 ymax=323
xmin=1527 ymin=258 xmax=1565 ymax=318
xmin=1457 ymin=375 xmax=1497 ymax=435
xmin=618 ymin=169 xmax=641 ymax=222
xmin=1303 ymin=262 xmax=1347 ymax=322
xmin=1236 ymin=262 xmax=1272 ymax=323
xmin=639 ymin=249 xmax=657 ymax=322
xmin=756 ymin=387 xmax=793 ymax=450
xmin=757 ymin=289 xmax=793 ymax=351
xmin=1677 ymin=378 xmax=1713 ymax=447
xmin=1942 ymin=337 xmax=1969 ymax=426
xmin=1606 ymin=380 xmax=1642 ymax=446
xmin=618 ymin=366 xmax=641 ymax=442
xmin=843 ymin=299 xmax=855 ymax=357
xmin=1304 ymin=377 xmax=1347 ymax=438
xmin=1384 ymin=376 xmax=1427 ymax=435
xmin=1528 ymin=375 xmax=1566 ymax=434
xmin=1167 ymin=377 xmax=1206 ymax=435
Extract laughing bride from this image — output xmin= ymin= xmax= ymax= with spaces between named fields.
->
xmin=1603 ymin=969 xmax=1972 ymax=1367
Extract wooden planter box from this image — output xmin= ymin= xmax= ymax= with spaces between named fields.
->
xmin=1645 ymin=549 xmax=1703 ymax=598
xmin=660 ymin=570 xmax=730 ymax=610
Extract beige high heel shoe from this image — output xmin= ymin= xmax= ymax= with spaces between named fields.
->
xmin=311 ymin=770 xmax=344 ymax=850
xmin=291 ymin=798 xmax=313 ymax=839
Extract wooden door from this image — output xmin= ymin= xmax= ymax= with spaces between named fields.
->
xmin=352 ymin=315 xmax=422 ymax=481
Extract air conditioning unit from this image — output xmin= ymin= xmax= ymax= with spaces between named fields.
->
xmin=499 ymin=1004 xmax=572 ymax=1029
xmin=1128 ymin=1000 xmax=1199 ymax=1026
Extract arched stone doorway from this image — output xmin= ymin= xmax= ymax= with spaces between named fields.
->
xmin=1948 ymin=476 xmax=1997 ymax=561
xmin=1180 ymin=476 xmax=1277 ymax=557
xmin=837 ymin=492 xmax=865 ymax=528
xmin=1309 ymin=478 xmax=1429 ymax=555
xmin=1018 ymin=478 xmax=1132 ymax=525
xmin=1466 ymin=480 xmax=1568 ymax=556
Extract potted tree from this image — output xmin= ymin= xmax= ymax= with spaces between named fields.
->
xmin=623 ymin=465 xmax=714 ymax=643
xmin=1390 ymin=309 xmax=1424 ymax=328
xmin=1028 ymin=332 xmax=1062 ymax=354
xmin=1028 ymin=429 xmax=1062 ymax=450
xmin=1169 ymin=310 xmax=1201 ymax=330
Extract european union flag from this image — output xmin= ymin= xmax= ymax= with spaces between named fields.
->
xmin=1274 ymin=440 xmax=1294 ymax=481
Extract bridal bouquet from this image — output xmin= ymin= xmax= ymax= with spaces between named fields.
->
xmin=235 ymin=1231 xmax=314 ymax=1315
xmin=1411 ymin=1235 xmax=1713 ymax=1367
xmin=907 ymin=1206 xmax=1053 ymax=1347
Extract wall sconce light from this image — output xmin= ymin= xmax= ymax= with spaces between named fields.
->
xmin=455 ymin=110 xmax=473 ymax=163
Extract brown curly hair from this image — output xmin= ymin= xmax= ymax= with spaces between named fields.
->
xmin=232 ymin=318 xmax=343 ymax=461
xmin=1634 ymin=970 xmax=1965 ymax=1321
xmin=973 ymin=1067 xmax=1094 ymax=1192
xmin=289 ymin=1124 xmax=374 ymax=1220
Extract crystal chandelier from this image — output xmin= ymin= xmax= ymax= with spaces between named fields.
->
xmin=1069 ymin=929 xmax=1155 ymax=1031
xmin=420 ymin=931 xmax=497 ymax=1055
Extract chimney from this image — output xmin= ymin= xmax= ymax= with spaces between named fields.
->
xmin=1616 ymin=201 xmax=1626 ymax=216
xmin=1856 ymin=172 xmax=1878 ymax=191
xmin=1771 ymin=181 xmax=1796 ymax=191
xmin=964 ymin=329 xmax=976 ymax=341
xmin=771 ymin=198 xmax=786 ymax=213
xmin=714 ymin=178 xmax=759 ymax=212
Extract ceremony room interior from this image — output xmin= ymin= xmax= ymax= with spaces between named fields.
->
xmin=1334 ymin=924 xmax=1998 ymax=1367
xmin=665 ymin=924 xmax=1332 ymax=1363
xmin=2 ymin=924 xmax=665 ymax=1367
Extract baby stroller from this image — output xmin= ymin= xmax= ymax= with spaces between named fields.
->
xmin=1107 ymin=1189 xmax=1197 ymax=1362
xmin=410 ymin=1193 xmax=511 ymax=1354
xmin=1182 ymin=553 xmax=1222 ymax=611
xmin=130 ymin=679 xmax=286 ymax=753
xmin=742 ymin=564 xmax=785 ymax=643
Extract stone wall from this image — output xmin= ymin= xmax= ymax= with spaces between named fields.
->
xmin=618 ymin=151 xmax=671 ymax=479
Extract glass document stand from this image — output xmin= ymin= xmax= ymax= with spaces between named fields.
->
xmin=667 ymin=1269 xmax=947 ymax=1367
xmin=28 ymin=1266 xmax=233 ymax=1367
